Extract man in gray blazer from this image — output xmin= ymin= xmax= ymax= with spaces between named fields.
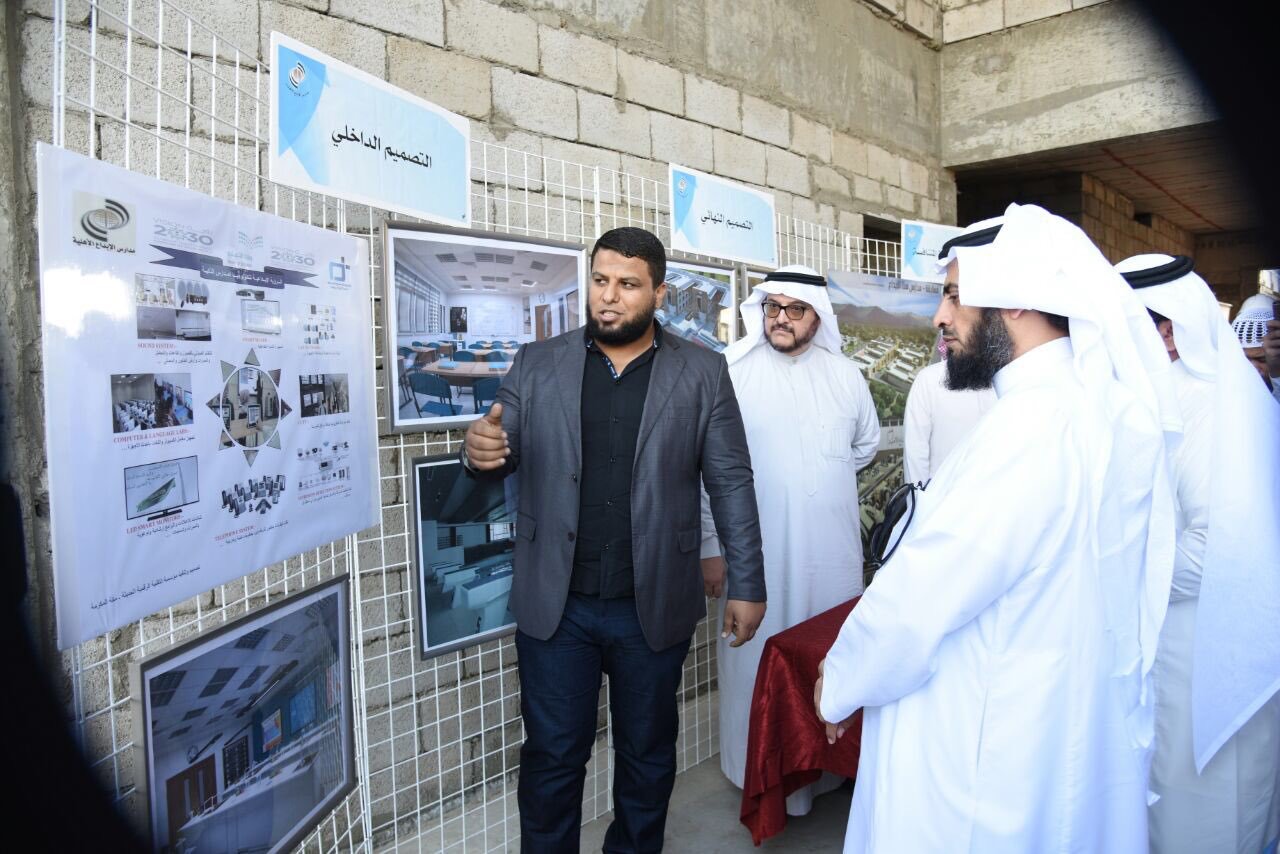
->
xmin=465 ymin=227 xmax=766 ymax=853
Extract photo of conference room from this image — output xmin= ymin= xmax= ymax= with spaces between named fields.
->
xmin=413 ymin=456 xmax=517 ymax=657
xmin=111 ymin=372 xmax=195 ymax=433
xmin=385 ymin=226 xmax=586 ymax=432
xmin=139 ymin=579 xmax=354 ymax=854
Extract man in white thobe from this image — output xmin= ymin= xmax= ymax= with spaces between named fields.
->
xmin=815 ymin=204 xmax=1181 ymax=853
xmin=1232 ymin=293 xmax=1280 ymax=406
xmin=700 ymin=265 xmax=880 ymax=815
xmin=902 ymin=355 xmax=995 ymax=484
xmin=1116 ymin=254 xmax=1280 ymax=854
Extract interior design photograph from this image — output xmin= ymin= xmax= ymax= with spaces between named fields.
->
xmin=659 ymin=261 xmax=736 ymax=351
xmin=136 ymin=578 xmax=354 ymax=854
xmin=298 ymin=373 xmax=349 ymax=418
xmin=219 ymin=366 xmax=282 ymax=449
xmin=111 ymin=372 xmax=195 ymax=433
xmin=384 ymin=225 xmax=586 ymax=432
xmin=412 ymin=455 xmax=517 ymax=657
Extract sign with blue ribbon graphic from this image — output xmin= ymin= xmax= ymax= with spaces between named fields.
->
xmin=668 ymin=164 xmax=777 ymax=268
xmin=270 ymin=33 xmax=471 ymax=227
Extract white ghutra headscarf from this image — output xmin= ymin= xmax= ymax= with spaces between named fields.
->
xmin=723 ymin=265 xmax=842 ymax=367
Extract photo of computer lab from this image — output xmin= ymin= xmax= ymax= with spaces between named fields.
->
xmin=111 ymin=372 xmax=195 ymax=433
xmin=219 ymin=366 xmax=281 ymax=449
xmin=298 ymin=373 xmax=349 ymax=418
xmin=140 ymin=581 xmax=353 ymax=854
xmin=413 ymin=456 xmax=517 ymax=656
xmin=386 ymin=228 xmax=585 ymax=431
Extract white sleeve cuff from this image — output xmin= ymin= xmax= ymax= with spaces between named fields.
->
xmin=700 ymin=536 xmax=722 ymax=559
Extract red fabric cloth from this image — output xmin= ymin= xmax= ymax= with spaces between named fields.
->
xmin=739 ymin=596 xmax=863 ymax=845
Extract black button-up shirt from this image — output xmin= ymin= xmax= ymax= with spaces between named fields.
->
xmin=569 ymin=323 xmax=662 ymax=598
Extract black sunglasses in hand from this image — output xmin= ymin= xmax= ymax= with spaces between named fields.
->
xmin=762 ymin=300 xmax=812 ymax=320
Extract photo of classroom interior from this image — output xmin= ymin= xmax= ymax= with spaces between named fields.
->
xmin=145 ymin=590 xmax=348 ymax=854
xmin=219 ymin=366 xmax=281 ymax=449
xmin=415 ymin=459 xmax=516 ymax=653
xmin=111 ymin=372 xmax=195 ymax=433
xmin=391 ymin=235 xmax=581 ymax=422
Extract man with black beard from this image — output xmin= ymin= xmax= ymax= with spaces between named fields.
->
xmin=814 ymin=205 xmax=1180 ymax=852
xmin=463 ymin=226 xmax=766 ymax=853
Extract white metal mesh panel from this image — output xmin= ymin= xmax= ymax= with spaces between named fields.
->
xmin=42 ymin=3 xmax=901 ymax=852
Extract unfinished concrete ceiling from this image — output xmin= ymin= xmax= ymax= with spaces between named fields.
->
xmin=952 ymin=122 xmax=1252 ymax=235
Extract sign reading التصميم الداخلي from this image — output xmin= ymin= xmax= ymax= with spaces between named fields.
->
xmin=668 ymin=164 xmax=777 ymax=268
xmin=270 ymin=32 xmax=471 ymax=227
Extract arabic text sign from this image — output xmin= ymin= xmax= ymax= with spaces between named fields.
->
xmin=668 ymin=164 xmax=777 ymax=268
xmin=270 ymin=32 xmax=471 ymax=227
xmin=37 ymin=144 xmax=379 ymax=648
xmin=900 ymin=219 xmax=964 ymax=284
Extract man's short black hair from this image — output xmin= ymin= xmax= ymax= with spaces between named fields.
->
xmin=590 ymin=227 xmax=666 ymax=288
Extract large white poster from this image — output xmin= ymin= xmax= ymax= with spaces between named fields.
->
xmin=37 ymin=144 xmax=379 ymax=648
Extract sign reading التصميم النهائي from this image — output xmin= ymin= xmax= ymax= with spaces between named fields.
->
xmin=668 ymin=164 xmax=777 ymax=268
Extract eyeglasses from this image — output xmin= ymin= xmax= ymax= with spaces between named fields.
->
xmin=762 ymin=300 xmax=812 ymax=320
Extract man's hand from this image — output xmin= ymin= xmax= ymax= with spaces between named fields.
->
xmin=814 ymin=659 xmax=857 ymax=745
xmin=721 ymin=599 xmax=765 ymax=648
xmin=1264 ymin=319 xmax=1280 ymax=379
xmin=464 ymin=403 xmax=509 ymax=471
xmin=701 ymin=556 xmax=726 ymax=598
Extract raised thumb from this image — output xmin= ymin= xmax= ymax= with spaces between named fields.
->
xmin=485 ymin=402 xmax=504 ymax=423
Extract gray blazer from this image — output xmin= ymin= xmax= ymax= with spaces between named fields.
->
xmin=471 ymin=328 xmax=765 ymax=651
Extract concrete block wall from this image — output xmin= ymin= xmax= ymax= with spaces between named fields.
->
xmin=957 ymin=171 xmax=1195 ymax=263
xmin=941 ymin=0 xmax=1108 ymax=43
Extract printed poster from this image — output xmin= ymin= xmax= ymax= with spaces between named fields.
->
xmin=37 ymin=143 xmax=379 ymax=648
xmin=900 ymin=219 xmax=964 ymax=283
xmin=270 ymin=32 xmax=471 ymax=227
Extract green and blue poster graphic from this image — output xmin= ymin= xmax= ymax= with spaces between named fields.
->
xmin=668 ymin=164 xmax=777 ymax=268
xmin=270 ymin=33 xmax=471 ymax=227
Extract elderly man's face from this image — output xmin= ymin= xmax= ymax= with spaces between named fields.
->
xmin=764 ymin=293 xmax=820 ymax=354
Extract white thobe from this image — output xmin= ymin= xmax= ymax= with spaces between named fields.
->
xmin=1149 ymin=359 xmax=1280 ymax=854
xmin=701 ymin=343 xmax=879 ymax=813
xmin=902 ymin=360 xmax=996 ymax=484
xmin=822 ymin=338 xmax=1155 ymax=853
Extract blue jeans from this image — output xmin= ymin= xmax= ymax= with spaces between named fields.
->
xmin=516 ymin=594 xmax=692 ymax=853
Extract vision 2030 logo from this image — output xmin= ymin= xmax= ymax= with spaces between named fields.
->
xmin=72 ymin=192 xmax=136 ymax=253
xmin=228 ymin=230 xmax=264 ymax=266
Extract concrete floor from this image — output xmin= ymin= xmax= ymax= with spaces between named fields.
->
xmin=579 ymin=759 xmax=851 ymax=853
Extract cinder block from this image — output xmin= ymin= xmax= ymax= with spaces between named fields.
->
xmin=492 ymin=68 xmax=576 ymax=141
xmin=540 ymin=26 xmax=616 ymax=95
xmin=833 ymin=132 xmax=869 ymax=177
xmin=617 ymin=51 xmax=683 ymax=114
xmin=541 ymin=137 xmax=622 ymax=174
xmin=791 ymin=114 xmax=833 ymax=162
xmin=388 ymin=38 xmax=490 ymax=119
xmin=766 ymin=146 xmax=810 ymax=196
xmin=854 ymin=175 xmax=884 ymax=204
xmin=651 ymin=112 xmax=714 ymax=172
xmin=446 ymin=0 xmax=539 ymax=73
xmin=331 ymin=0 xmax=444 ymax=46
xmin=899 ymin=159 xmax=930 ymax=195
xmin=579 ymin=91 xmax=651 ymax=158
xmin=905 ymin=0 xmax=940 ymax=40
xmin=942 ymin=0 xmax=1003 ymax=43
xmin=867 ymin=144 xmax=899 ymax=185
xmin=814 ymin=164 xmax=850 ymax=197
xmin=685 ymin=74 xmax=740 ymax=133
xmin=260 ymin=2 xmax=387 ymax=78
xmin=886 ymin=185 xmax=916 ymax=213
xmin=711 ymin=129 xmax=766 ymax=185
xmin=742 ymin=95 xmax=789 ymax=148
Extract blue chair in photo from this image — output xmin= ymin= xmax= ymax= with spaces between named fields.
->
xmin=504 ymin=340 xmax=519 ymax=348
xmin=453 ymin=350 xmax=477 ymax=362
xmin=468 ymin=341 xmax=485 ymax=350
xmin=411 ymin=341 xmax=424 ymax=347
xmin=473 ymin=377 xmax=502 ymax=414
xmin=483 ymin=350 xmax=510 ymax=362
xmin=396 ymin=347 xmax=416 ymax=404
xmin=407 ymin=373 xmax=462 ymax=418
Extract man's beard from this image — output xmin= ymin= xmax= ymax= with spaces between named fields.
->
xmin=945 ymin=308 xmax=1014 ymax=390
xmin=768 ymin=321 xmax=818 ymax=354
xmin=587 ymin=299 xmax=657 ymax=346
